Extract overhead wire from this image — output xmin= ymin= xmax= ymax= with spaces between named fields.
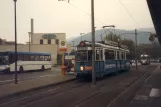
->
xmin=63 ymin=0 xmax=109 ymax=27
xmin=62 ymin=0 xmax=117 ymax=42
xmin=118 ymin=0 xmax=139 ymax=28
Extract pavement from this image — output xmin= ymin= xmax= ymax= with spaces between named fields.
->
xmin=0 ymin=65 xmax=157 ymax=107
xmin=130 ymin=65 xmax=161 ymax=107
xmin=0 ymin=67 xmax=76 ymax=98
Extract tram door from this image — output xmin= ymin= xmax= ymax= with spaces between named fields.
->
xmin=95 ymin=49 xmax=104 ymax=73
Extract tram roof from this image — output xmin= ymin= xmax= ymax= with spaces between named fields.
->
xmin=84 ymin=41 xmax=129 ymax=52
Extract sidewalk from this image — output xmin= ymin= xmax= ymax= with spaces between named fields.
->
xmin=0 ymin=74 xmax=76 ymax=98
xmin=130 ymin=66 xmax=161 ymax=107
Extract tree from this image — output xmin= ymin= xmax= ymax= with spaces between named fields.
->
xmin=104 ymin=32 xmax=135 ymax=57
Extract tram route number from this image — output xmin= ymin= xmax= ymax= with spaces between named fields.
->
xmin=77 ymin=47 xmax=87 ymax=50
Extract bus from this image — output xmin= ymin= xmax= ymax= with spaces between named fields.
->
xmin=140 ymin=54 xmax=150 ymax=65
xmin=0 ymin=51 xmax=52 ymax=72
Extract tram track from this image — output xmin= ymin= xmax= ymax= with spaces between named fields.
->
xmin=0 ymin=71 xmax=132 ymax=107
xmin=73 ymin=66 xmax=156 ymax=107
xmin=0 ymin=65 xmax=157 ymax=107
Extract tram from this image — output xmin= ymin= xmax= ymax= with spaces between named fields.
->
xmin=75 ymin=41 xmax=130 ymax=79
xmin=140 ymin=54 xmax=150 ymax=65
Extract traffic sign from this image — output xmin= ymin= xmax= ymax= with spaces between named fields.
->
xmin=59 ymin=41 xmax=67 ymax=52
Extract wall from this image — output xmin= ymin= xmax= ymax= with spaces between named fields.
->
xmin=32 ymin=33 xmax=66 ymax=45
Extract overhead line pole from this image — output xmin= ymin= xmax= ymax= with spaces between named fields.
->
xmin=13 ymin=0 xmax=18 ymax=84
xmin=135 ymin=29 xmax=138 ymax=69
xmin=91 ymin=0 xmax=96 ymax=85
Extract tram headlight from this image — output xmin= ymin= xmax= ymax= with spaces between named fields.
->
xmin=80 ymin=66 xmax=84 ymax=71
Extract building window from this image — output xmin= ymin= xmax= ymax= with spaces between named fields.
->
xmin=48 ymin=39 xmax=51 ymax=44
xmin=56 ymin=39 xmax=59 ymax=45
xmin=40 ymin=39 xmax=43 ymax=44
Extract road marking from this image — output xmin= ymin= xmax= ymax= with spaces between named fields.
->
xmin=28 ymin=75 xmax=57 ymax=79
xmin=134 ymin=95 xmax=148 ymax=101
xmin=149 ymin=88 xmax=161 ymax=98
xmin=0 ymin=79 xmax=15 ymax=83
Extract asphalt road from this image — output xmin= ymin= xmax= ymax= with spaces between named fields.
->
xmin=0 ymin=67 xmax=61 ymax=85
xmin=0 ymin=65 xmax=157 ymax=107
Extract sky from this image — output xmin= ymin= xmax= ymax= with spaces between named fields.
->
xmin=0 ymin=0 xmax=154 ymax=43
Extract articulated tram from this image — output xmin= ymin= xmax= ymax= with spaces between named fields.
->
xmin=75 ymin=41 xmax=130 ymax=79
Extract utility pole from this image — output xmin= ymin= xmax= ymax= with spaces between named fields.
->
xmin=31 ymin=18 xmax=34 ymax=45
xmin=28 ymin=32 xmax=31 ymax=52
xmin=13 ymin=0 xmax=18 ymax=84
xmin=72 ymin=41 xmax=74 ymax=52
xmin=135 ymin=29 xmax=138 ymax=69
xmin=91 ymin=0 xmax=96 ymax=85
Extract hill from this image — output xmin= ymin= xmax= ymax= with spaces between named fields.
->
xmin=67 ymin=28 xmax=157 ymax=46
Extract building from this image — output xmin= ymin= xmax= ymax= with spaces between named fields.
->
xmin=0 ymin=33 xmax=71 ymax=65
xmin=0 ymin=38 xmax=17 ymax=45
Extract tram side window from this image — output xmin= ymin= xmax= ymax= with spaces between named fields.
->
xmin=88 ymin=51 xmax=92 ymax=60
xmin=96 ymin=50 xmax=103 ymax=60
xmin=121 ymin=52 xmax=124 ymax=60
xmin=105 ymin=49 xmax=115 ymax=60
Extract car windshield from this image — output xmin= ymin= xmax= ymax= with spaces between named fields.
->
xmin=0 ymin=56 xmax=9 ymax=65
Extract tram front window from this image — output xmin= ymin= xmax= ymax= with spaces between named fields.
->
xmin=76 ymin=52 xmax=87 ymax=61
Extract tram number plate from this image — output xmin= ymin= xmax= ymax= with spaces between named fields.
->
xmin=77 ymin=47 xmax=87 ymax=50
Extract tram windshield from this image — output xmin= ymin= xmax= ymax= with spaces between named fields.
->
xmin=76 ymin=51 xmax=92 ymax=61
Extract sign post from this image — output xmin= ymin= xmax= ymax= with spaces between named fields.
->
xmin=59 ymin=40 xmax=67 ymax=75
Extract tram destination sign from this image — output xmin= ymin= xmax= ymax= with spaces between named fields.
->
xmin=42 ymin=34 xmax=56 ymax=39
xmin=77 ymin=47 xmax=92 ymax=50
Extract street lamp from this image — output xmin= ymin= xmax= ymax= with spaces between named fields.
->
xmin=13 ymin=0 xmax=18 ymax=84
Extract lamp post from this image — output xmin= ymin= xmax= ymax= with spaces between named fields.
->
xmin=119 ymin=30 xmax=138 ymax=69
xmin=13 ymin=0 xmax=18 ymax=84
xmin=72 ymin=41 xmax=74 ymax=52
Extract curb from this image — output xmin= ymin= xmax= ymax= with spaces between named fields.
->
xmin=0 ymin=77 xmax=76 ymax=100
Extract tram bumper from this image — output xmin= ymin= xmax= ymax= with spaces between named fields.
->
xmin=75 ymin=66 xmax=92 ymax=78
xmin=76 ymin=71 xmax=92 ymax=78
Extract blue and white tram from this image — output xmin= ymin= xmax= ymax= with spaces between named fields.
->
xmin=75 ymin=41 xmax=130 ymax=78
